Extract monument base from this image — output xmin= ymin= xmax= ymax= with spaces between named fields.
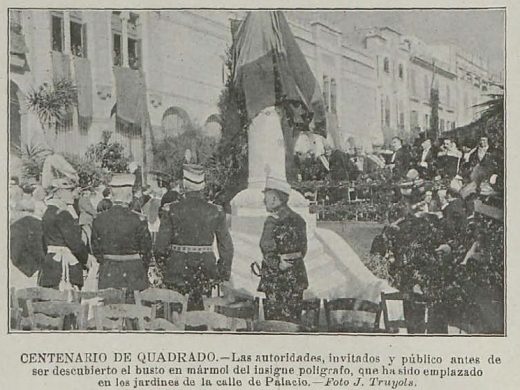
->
xmin=228 ymin=186 xmax=393 ymax=302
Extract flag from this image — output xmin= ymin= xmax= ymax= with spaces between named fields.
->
xmin=233 ymin=11 xmax=327 ymax=136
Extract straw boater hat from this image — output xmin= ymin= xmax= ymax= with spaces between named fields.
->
xmin=263 ymin=176 xmax=292 ymax=196
xmin=183 ymin=164 xmax=205 ymax=192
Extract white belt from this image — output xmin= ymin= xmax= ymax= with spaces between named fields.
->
xmin=47 ymin=245 xmax=79 ymax=292
xmin=47 ymin=245 xmax=79 ymax=266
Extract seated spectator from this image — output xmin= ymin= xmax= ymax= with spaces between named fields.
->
xmin=387 ymin=137 xmax=412 ymax=179
xmin=328 ymin=148 xmax=351 ymax=181
xmin=437 ymin=138 xmax=462 ymax=179
xmin=468 ymin=136 xmax=497 ymax=180
xmin=416 ymin=138 xmax=436 ymax=179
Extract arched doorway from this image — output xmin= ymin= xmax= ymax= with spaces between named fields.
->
xmin=204 ymin=114 xmax=222 ymax=140
xmin=161 ymin=106 xmax=191 ymax=137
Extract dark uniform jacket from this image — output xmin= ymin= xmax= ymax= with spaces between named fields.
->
xmin=258 ymin=205 xmax=308 ymax=294
xmin=10 ymin=215 xmax=45 ymax=277
xmin=40 ymin=205 xmax=89 ymax=288
xmin=155 ymin=192 xmax=234 ymax=288
xmin=91 ymin=203 xmax=152 ymax=291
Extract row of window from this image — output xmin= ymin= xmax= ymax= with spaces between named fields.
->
xmin=409 ymin=68 xmax=453 ymax=107
xmin=323 ymin=75 xmax=337 ymax=114
xmin=383 ymin=57 xmax=405 ymax=80
xmin=384 ymin=103 xmax=456 ymax=132
xmin=51 ymin=11 xmax=142 ymax=69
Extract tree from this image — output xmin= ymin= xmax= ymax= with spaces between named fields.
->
xmin=204 ymin=46 xmax=249 ymax=203
xmin=26 ymin=79 xmax=77 ymax=131
xmin=20 ymin=143 xmax=52 ymax=182
xmin=153 ymin=124 xmax=217 ymax=182
xmin=85 ymin=130 xmax=129 ymax=173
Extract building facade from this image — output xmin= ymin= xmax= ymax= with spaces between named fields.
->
xmin=9 ymin=10 xmax=502 ymax=175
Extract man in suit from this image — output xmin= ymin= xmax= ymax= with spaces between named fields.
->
xmin=388 ymin=137 xmax=411 ymax=179
xmin=91 ymin=174 xmax=152 ymax=293
xmin=417 ymin=138 xmax=436 ymax=179
xmin=155 ymin=164 xmax=234 ymax=311
xmin=258 ymin=176 xmax=308 ymax=323
xmin=468 ymin=136 xmax=497 ymax=181
xmin=437 ymin=138 xmax=462 ymax=179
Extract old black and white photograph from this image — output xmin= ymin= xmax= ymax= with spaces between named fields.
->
xmin=8 ymin=8 xmax=505 ymax=334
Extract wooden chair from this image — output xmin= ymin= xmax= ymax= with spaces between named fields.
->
xmin=205 ymin=296 xmax=256 ymax=319
xmin=93 ymin=304 xmax=152 ymax=331
xmin=324 ymin=298 xmax=382 ymax=333
xmin=300 ymin=299 xmax=321 ymax=332
xmin=254 ymin=297 xmax=320 ymax=331
xmin=13 ymin=287 xmax=75 ymax=330
xmin=252 ymin=320 xmax=302 ymax=333
xmin=380 ymin=292 xmax=428 ymax=334
xmin=134 ymin=288 xmax=188 ymax=323
xmin=26 ymin=300 xmax=87 ymax=330
xmin=10 ymin=287 xmax=21 ymax=330
xmin=77 ymin=289 xmax=128 ymax=330
xmin=77 ymin=288 xmax=127 ymax=305
xmin=184 ymin=311 xmax=248 ymax=331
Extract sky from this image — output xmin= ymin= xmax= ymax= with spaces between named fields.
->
xmin=287 ymin=9 xmax=505 ymax=76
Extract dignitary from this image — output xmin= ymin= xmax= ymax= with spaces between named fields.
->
xmin=155 ymin=164 xmax=234 ymax=311
xmin=388 ymin=137 xmax=412 ymax=179
xmin=258 ymin=177 xmax=308 ymax=323
xmin=91 ymin=173 xmax=152 ymax=292
xmin=417 ymin=138 xmax=435 ymax=178
xmin=40 ymin=178 xmax=89 ymax=290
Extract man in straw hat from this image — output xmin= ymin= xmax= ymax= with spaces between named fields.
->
xmin=40 ymin=177 xmax=89 ymax=290
xmin=258 ymin=176 xmax=308 ymax=323
xmin=91 ymin=173 xmax=152 ymax=293
xmin=155 ymin=163 xmax=234 ymax=311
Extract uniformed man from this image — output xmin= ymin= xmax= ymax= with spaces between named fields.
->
xmin=40 ymin=178 xmax=89 ymax=290
xmin=91 ymin=173 xmax=152 ymax=293
xmin=155 ymin=164 xmax=234 ymax=311
xmin=258 ymin=176 xmax=308 ymax=323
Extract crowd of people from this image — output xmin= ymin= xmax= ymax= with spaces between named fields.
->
xmin=368 ymin=134 xmax=503 ymax=334
xmin=9 ymin=155 xmax=312 ymax=326
xmin=9 ymin=129 xmax=503 ymax=333
xmin=294 ymin=132 xmax=500 ymax=187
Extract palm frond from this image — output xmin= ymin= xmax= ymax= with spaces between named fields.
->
xmin=25 ymin=79 xmax=77 ymax=129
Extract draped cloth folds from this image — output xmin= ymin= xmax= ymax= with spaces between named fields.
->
xmin=51 ymin=51 xmax=71 ymax=82
xmin=73 ymin=57 xmax=93 ymax=132
xmin=233 ymin=11 xmax=327 ymax=137
xmin=113 ymin=66 xmax=145 ymax=137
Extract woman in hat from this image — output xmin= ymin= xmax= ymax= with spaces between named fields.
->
xmin=39 ymin=178 xmax=89 ymax=290
xmin=258 ymin=177 xmax=308 ymax=323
